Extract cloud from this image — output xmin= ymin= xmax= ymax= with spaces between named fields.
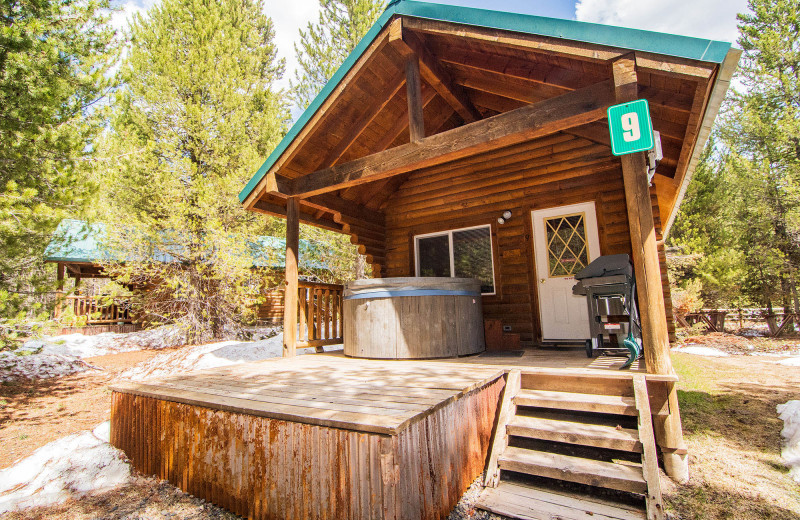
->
xmin=574 ymin=0 xmax=750 ymax=44
xmin=261 ymin=2 xmax=322 ymax=91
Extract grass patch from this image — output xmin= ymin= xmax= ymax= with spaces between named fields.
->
xmin=662 ymin=352 xmax=800 ymax=519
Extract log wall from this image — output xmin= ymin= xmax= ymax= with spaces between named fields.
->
xmin=255 ymin=289 xmax=285 ymax=324
xmin=109 ymin=377 xmax=503 ymax=520
xmin=381 ymin=133 xmax=676 ymax=344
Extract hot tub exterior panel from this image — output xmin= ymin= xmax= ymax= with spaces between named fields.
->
xmin=343 ymin=278 xmax=484 ymax=359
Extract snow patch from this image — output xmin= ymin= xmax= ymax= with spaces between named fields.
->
xmin=776 ymin=356 xmax=800 ymax=366
xmin=19 ymin=326 xmax=185 ymax=359
xmin=1 ymin=326 xmax=187 ymax=382
xmin=0 ymin=424 xmax=131 ymax=513
xmin=672 ymin=345 xmax=730 ymax=357
xmin=777 ymin=400 xmax=800 ymax=484
xmin=0 ymin=352 xmax=100 ymax=382
xmin=119 ymin=331 xmax=331 ymax=381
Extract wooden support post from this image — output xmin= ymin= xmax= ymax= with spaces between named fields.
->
xmin=283 ymin=197 xmax=300 ymax=358
xmin=54 ymin=262 xmax=65 ymax=320
xmin=612 ymin=56 xmax=688 ymax=482
xmin=405 ymin=54 xmax=425 ymax=143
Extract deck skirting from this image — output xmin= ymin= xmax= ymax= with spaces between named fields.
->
xmin=110 ymin=376 xmax=504 ymax=520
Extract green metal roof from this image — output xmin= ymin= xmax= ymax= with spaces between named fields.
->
xmin=239 ymin=0 xmax=733 ymax=204
xmin=44 ymin=219 xmax=328 ymax=270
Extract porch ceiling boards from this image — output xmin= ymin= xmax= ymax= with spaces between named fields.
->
xmin=242 ymin=9 xmax=731 ymax=245
xmin=111 ymin=354 xmax=505 ymax=435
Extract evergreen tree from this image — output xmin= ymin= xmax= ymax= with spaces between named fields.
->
xmin=290 ymin=0 xmax=385 ymax=110
xmin=0 ymin=0 xmax=117 ymax=343
xmin=671 ymin=0 xmax=800 ymax=311
xmin=101 ymin=0 xmax=289 ymax=342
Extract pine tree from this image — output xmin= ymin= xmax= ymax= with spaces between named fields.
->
xmin=101 ymin=0 xmax=290 ymax=342
xmin=670 ymin=0 xmax=800 ymax=311
xmin=0 ymin=0 xmax=117 ymax=343
xmin=290 ymin=0 xmax=385 ymax=110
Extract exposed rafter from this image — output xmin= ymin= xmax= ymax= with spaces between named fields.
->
xmin=313 ymin=70 xmax=406 ymax=170
xmin=389 ymin=21 xmax=482 ymax=123
xmin=264 ymin=79 xmax=616 ymax=198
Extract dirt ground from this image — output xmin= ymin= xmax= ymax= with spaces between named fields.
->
xmin=2 ymin=332 xmax=799 ymax=520
xmin=663 ymin=334 xmax=800 ymax=519
xmin=0 ymin=348 xmax=185 ymax=468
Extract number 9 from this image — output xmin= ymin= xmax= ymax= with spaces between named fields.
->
xmin=621 ymin=112 xmax=640 ymax=142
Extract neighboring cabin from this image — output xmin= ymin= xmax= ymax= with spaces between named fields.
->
xmin=44 ymin=218 xmax=330 ymax=329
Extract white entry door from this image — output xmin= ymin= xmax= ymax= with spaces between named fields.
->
xmin=532 ymin=202 xmax=601 ymax=342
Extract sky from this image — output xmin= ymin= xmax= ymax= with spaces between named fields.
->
xmin=111 ymin=0 xmax=749 ymax=94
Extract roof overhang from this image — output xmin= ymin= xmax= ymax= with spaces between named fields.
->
xmin=239 ymin=0 xmax=733 ymax=209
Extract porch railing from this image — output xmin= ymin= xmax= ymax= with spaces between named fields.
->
xmin=61 ymin=295 xmax=134 ymax=325
xmin=296 ymin=281 xmax=343 ymax=349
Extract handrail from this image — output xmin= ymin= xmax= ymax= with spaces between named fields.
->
xmin=60 ymin=294 xmax=134 ymax=325
xmin=296 ymin=282 xmax=344 ymax=351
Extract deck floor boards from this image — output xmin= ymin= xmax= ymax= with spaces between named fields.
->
xmin=111 ymin=355 xmax=505 ymax=435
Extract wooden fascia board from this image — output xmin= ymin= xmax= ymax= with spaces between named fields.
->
xmin=288 ymin=79 xmax=616 ymax=198
xmin=663 ymin=48 xmax=742 ymax=236
xmin=241 ymin=19 xmax=398 ymax=210
xmin=389 ymin=21 xmax=482 ymax=123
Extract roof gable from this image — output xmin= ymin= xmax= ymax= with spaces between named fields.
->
xmin=239 ymin=0 xmax=732 ymax=206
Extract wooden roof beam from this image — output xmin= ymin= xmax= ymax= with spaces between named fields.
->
xmin=389 ymin=21 xmax=482 ymax=123
xmin=251 ymin=200 xmax=346 ymax=234
xmin=286 ymin=78 xmax=617 ymax=198
xmin=314 ymin=69 xmax=406 ymax=170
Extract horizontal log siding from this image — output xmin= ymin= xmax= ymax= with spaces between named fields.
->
xmin=381 ymin=133 xmax=675 ymax=344
xmin=255 ymin=289 xmax=285 ymax=324
xmin=110 ymin=377 xmax=503 ymax=520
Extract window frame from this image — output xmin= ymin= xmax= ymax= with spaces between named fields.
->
xmin=413 ymin=224 xmax=497 ymax=296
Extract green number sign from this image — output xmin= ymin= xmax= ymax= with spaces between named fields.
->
xmin=607 ymin=99 xmax=654 ymax=156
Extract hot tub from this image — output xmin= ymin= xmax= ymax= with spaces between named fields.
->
xmin=343 ymin=277 xmax=485 ymax=359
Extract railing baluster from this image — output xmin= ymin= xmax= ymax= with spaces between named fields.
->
xmin=298 ymin=287 xmax=307 ymax=344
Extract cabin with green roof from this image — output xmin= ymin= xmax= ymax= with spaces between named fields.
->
xmin=110 ymin=2 xmax=739 ymax=518
xmin=44 ymin=219 xmax=331 ymax=328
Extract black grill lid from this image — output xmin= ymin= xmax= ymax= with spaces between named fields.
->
xmin=574 ymin=254 xmax=632 ymax=280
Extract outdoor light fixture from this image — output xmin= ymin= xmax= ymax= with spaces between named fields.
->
xmin=497 ymin=210 xmax=513 ymax=225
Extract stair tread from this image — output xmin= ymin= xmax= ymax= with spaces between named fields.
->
xmin=477 ymin=481 xmax=646 ymax=520
xmin=498 ymin=446 xmax=646 ymax=493
xmin=515 ymin=389 xmax=638 ymax=416
xmin=508 ymin=415 xmax=642 ymax=452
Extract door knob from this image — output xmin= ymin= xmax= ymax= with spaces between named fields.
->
xmin=540 ymin=278 xmax=546 ymax=284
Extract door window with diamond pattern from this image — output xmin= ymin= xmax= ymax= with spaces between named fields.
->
xmin=545 ymin=213 xmax=589 ymax=277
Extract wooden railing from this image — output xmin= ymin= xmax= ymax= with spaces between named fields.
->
xmin=296 ymin=281 xmax=344 ymax=349
xmin=676 ymin=307 xmax=800 ymax=337
xmin=61 ymin=295 xmax=133 ymax=325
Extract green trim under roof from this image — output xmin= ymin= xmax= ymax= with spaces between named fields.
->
xmin=239 ymin=0 xmax=732 ymax=204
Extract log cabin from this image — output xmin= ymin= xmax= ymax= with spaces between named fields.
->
xmin=110 ymin=2 xmax=739 ymax=518
xmin=44 ymin=219 xmax=329 ymax=330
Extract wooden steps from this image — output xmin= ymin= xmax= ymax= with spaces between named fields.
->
xmin=479 ymin=370 xmax=663 ymax=520
xmin=507 ymin=415 xmax=642 ymax=452
xmin=478 ymin=481 xmax=646 ymax=520
xmin=499 ymin=446 xmax=647 ymax=493
xmin=515 ymin=389 xmax=638 ymax=416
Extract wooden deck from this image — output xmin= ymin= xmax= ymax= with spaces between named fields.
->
xmin=110 ymin=355 xmax=507 ymax=520
xmin=109 ymin=351 xmax=677 ymax=520
xmin=111 ymin=355 xmax=504 ymax=435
